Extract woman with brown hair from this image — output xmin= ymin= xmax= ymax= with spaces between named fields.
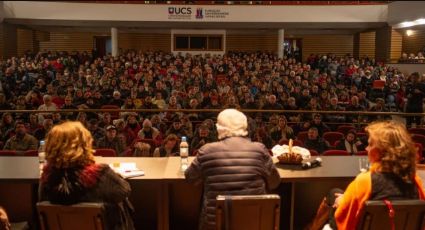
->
xmin=39 ymin=121 xmax=134 ymax=230
xmin=314 ymin=120 xmax=425 ymax=230
xmin=152 ymin=134 xmax=179 ymax=157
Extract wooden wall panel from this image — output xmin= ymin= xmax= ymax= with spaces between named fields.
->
xmin=39 ymin=32 xmax=99 ymax=52
xmin=390 ymin=29 xmax=402 ymax=63
xmin=119 ymin=33 xmax=171 ymax=52
xmin=17 ymin=28 xmax=34 ymax=56
xmin=3 ymin=24 xmax=17 ymax=58
xmin=402 ymin=29 xmax=425 ymax=55
xmin=301 ymin=35 xmax=353 ymax=60
xmin=375 ymin=26 xmax=391 ymax=63
xmin=359 ymin=31 xmax=375 ymax=59
xmin=226 ymin=34 xmax=278 ymax=52
xmin=0 ymin=24 xmax=4 ymax=59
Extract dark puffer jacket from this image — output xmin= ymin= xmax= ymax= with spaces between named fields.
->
xmin=185 ymin=136 xmax=281 ymax=230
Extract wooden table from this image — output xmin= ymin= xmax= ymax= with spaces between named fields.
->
xmin=2 ymin=156 xmax=422 ymax=230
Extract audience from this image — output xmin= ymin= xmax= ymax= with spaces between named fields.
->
xmin=3 ymin=121 xmax=38 ymax=152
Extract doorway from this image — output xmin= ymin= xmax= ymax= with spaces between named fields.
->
xmin=93 ymin=36 xmax=112 ymax=58
xmin=284 ymin=38 xmax=302 ymax=62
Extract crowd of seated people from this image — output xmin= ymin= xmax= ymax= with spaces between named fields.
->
xmin=399 ymin=51 xmax=425 ymax=63
xmin=0 ymin=50 xmax=423 ymax=155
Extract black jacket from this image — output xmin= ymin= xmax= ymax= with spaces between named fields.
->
xmin=185 ymin=136 xmax=280 ymax=230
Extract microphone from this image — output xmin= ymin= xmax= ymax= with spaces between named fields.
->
xmin=301 ymin=157 xmax=322 ymax=169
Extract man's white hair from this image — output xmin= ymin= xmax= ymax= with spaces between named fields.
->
xmin=216 ymin=109 xmax=248 ymax=140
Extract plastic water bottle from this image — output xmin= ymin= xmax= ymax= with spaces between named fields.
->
xmin=38 ymin=140 xmax=46 ymax=173
xmin=180 ymin=136 xmax=189 ymax=172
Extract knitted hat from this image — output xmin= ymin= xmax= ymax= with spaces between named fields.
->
xmin=216 ymin=109 xmax=248 ymax=140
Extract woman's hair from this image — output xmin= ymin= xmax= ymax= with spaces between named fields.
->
xmin=162 ymin=134 xmax=178 ymax=147
xmin=45 ymin=121 xmax=95 ymax=168
xmin=365 ymin=120 xmax=417 ymax=183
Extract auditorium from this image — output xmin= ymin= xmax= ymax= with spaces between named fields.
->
xmin=1 ymin=1 xmax=425 ymax=230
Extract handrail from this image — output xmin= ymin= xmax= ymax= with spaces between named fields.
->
xmin=5 ymin=108 xmax=424 ymax=117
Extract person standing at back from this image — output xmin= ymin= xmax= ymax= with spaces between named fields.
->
xmin=185 ymin=109 xmax=281 ymax=230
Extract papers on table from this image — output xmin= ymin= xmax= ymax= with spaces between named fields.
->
xmin=109 ymin=162 xmax=144 ymax=178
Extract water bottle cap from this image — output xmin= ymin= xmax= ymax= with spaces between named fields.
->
xmin=182 ymin=136 xmax=187 ymax=142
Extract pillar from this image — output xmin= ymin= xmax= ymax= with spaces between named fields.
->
xmin=111 ymin=27 xmax=118 ymax=57
xmin=278 ymin=29 xmax=284 ymax=59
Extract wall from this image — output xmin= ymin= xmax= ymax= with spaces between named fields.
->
xmin=39 ymin=32 xmax=100 ymax=53
xmin=226 ymin=33 xmax=278 ymax=52
xmin=359 ymin=31 xmax=375 ymax=59
xmin=119 ymin=33 xmax=171 ymax=52
xmin=390 ymin=29 xmax=402 ymax=63
xmin=301 ymin=34 xmax=353 ymax=60
xmin=17 ymin=28 xmax=33 ymax=56
xmin=402 ymin=29 xmax=425 ymax=55
xmin=375 ymin=26 xmax=391 ymax=62
xmin=2 ymin=23 xmax=17 ymax=58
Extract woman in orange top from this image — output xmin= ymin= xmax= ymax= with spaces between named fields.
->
xmin=333 ymin=120 xmax=425 ymax=230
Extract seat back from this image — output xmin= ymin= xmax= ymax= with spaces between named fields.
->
xmin=24 ymin=150 xmax=38 ymax=156
xmin=357 ymin=200 xmax=425 ymax=230
xmin=336 ymin=125 xmax=356 ymax=135
xmin=93 ymin=148 xmax=117 ymax=157
xmin=372 ymin=80 xmax=386 ymax=89
xmin=322 ymin=150 xmax=350 ymax=156
xmin=37 ymin=201 xmax=105 ymax=230
xmin=408 ymin=128 xmax=425 ymax=136
xmin=296 ymin=131 xmax=308 ymax=144
xmin=216 ymin=194 xmax=280 ymax=230
xmin=0 ymin=150 xmax=17 ymax=156
xmin=323 ymin=132 xmax=344 ymax=147
xmin=100 ymin=105 xmax=120 ymax=119
xmin=355 ymin=151 xmax=368 ymax=156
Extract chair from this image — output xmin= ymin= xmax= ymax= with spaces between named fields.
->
xmin=24 ymin=150 xmax=38 ymax=156
xmin=412 ymin=134 xmax=425 ymax=144
xmin=37 ymin=201 xmax=105 ymax=230
xmin=356 ymin=200 xmax=425 ymax=230
xmin=408 ymin=128 xmax=425 ymax=136
xmin=93 ymin=148 xmax=117 ymax=157
xmin=279 ymin=139 xmax=304 ymax=147
xmin=0 ymin=150 xmax=17 ymax=156
xmin=216 ymin=194 xmax=280 ymax=230
xmin=322 ymin=132 xmax=344 ymax=147
xmin=336 ymin=125 xmax=356 ymax=135
xmin=296 ymin=131 xmax=308 ymax=144
xmin=100 ymin=105 xmax=120 ymax=119
xmin=322 ymin=150 xmax=350 ymax=156
xmin=355 ymin=151 xmax=368 ymax=156
xmin=309 ymin=149 xmax=319 ymax=156
xmin=372 ymin=80 xmax=386 ymax=90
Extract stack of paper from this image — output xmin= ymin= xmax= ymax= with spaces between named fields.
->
xmin=109 ymin=162 xmax=144 ymax=178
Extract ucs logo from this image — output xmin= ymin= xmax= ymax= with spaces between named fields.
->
xmin=168 ymin=7 xmax=192 ymax=15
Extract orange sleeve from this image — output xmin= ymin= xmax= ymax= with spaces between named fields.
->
xmin=414 ymin=175 xmax=425 ymax=199
xmin=335 ymin=172 xmax=372 ymax=230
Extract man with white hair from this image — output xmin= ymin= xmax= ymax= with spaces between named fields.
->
xmin=185 ymin=109 xmax=280 ymax=230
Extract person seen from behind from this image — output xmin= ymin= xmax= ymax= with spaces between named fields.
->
xmin=185 ymin=109 xmax=281 ymax=230
xmin=38 ymin=121 xmax=135 ymax=230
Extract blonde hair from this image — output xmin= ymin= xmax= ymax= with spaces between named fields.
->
xmin=366 ymin=120 xmax=417 ymax=183
xmin=45 ymin=121 xmax=95 ymax=168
